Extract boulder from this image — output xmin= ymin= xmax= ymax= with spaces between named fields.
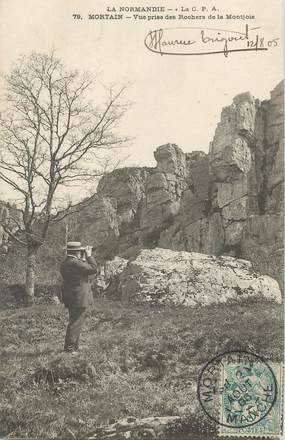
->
xmin=118 ymin=248 xmax=281 ymax=306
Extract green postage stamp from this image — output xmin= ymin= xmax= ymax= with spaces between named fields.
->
xmin=198 ymin=351 xmax=283 ymax=438
xmin=219 ymin=358 xmax=283 ymax=437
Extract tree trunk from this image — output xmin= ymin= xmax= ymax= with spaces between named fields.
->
xmin=25 ymin=246 xmax=37 ymax=304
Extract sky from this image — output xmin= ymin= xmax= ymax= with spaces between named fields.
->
xmin=0 ymin=0 xmax=283 ymax=200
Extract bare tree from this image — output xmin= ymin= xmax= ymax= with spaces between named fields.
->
xmin=0 ymin=51 xmax=129 ymax=303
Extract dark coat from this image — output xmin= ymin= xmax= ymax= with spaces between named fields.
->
xmin=60 ymin=255 xmax=98 ymax=308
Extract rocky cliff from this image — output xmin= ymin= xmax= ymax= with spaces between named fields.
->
xmin=74 ymin=81 xmax=283 ymax=290
xmin=2 ymin=82 xmax=283 ymax=291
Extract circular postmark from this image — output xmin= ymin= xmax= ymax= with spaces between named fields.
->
xmin=197 ymin=350 xmax=277 ymax=428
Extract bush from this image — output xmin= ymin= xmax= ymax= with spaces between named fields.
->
xmin=0 ymin=283 xmax=62 ymax=309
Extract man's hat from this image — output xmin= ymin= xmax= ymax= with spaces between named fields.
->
xmin=66 ymin=241 xmax=85 ymax=251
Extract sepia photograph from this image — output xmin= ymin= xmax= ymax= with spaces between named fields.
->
xmin=0 ymin=0 xmax=283 ymax=439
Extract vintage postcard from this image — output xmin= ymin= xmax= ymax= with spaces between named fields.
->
xmin=0 ymin=0 xmax=283 ymax=439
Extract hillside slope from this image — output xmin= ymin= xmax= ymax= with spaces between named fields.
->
xmin=0 ymin=297 xmax=282 ymax=439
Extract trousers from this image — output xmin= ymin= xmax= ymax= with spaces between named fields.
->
xmin=64 ymin=307 xmax=86 ymax=352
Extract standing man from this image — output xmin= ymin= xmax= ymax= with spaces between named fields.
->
xmin=60 ymin=241 xmax=98 ymax=353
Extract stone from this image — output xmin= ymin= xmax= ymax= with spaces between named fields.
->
xmin=204 ymin=213 xmax=225 ymax=255
xmin=117 ymin=248 xmax=281 ymax=306
xmin=184 ymin=218 xmax=208 ymax=252
xmin=92 ymin=256 xmax=128 ymax=298
xmin=154 ymin=143 xmax=186 ymax=177
xmin=97 ymin=167 xmax=152 ymax=221
xmin=216 ymin=178 xmax=249 ymax=208
xmin=158 ymin=222 xmax=186 ymax=252
xmin=267 ymin=139 xmax=284 ymax=191
xmin=262 ymin=81 xmax=284 ymax=215
xmin=265 ymin=81 xmax=284 ymax=144
xmin=266 ymin=181 xmax=284 ymax=214
xmin=179 ymin=190 xmax=207 ymax=223
xmin=143 ymin=173 xmax=172 ymax=206
xmin=139 ymin=145 xmax=189 ymax=242
xmin=241 ymin=215 xmax=284 ymax=290
xmin=77 ymin=196 xmax=120 ymax=260
xmin=221 ymin=197 xmax=248 ymax=224
xmin=209 ymin=90 xmax=257 ymax=183
xmin=75 ymin=169 xmax=153 ymax=260
xmin=185 ymin=151 xmax=210 ymax=200
xmin=224 ymin=221 xmax=245 ymax=247
xmin=85 ymin=416 xmax=184 ymax=440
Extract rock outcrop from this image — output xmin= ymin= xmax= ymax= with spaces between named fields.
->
xmin=76 ymin=168 xmax=154 ymax=260
xmin=113 ymin=248 xmax=282 ymax=306
xmin=159 ymin=82 xmax=283 ymax=274
xmin=65 ymin=81 xmax=285 ymax=291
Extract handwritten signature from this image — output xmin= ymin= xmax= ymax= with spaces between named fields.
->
xmin=144 ymin=25 xmax=279 ymax=57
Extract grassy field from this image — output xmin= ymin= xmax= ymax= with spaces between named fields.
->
xmin=0 ymin=293 xmax=283 ymax=439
